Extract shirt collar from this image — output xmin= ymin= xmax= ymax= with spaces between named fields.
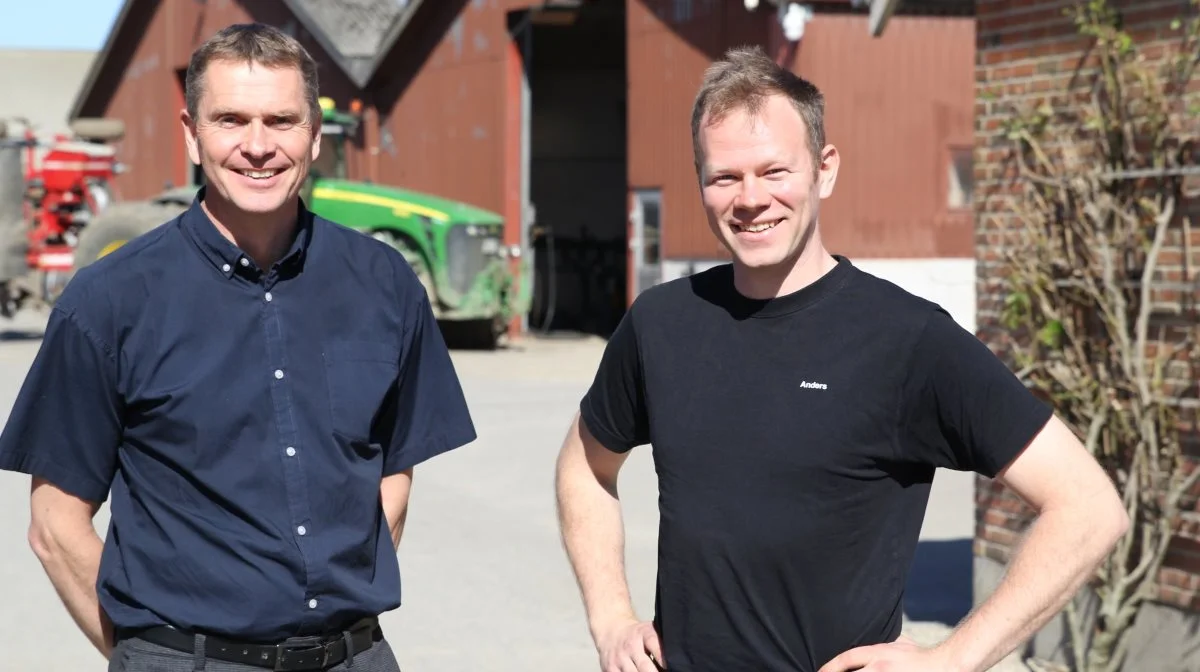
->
xmin=183 ymin=185 xmax=313 ymax=278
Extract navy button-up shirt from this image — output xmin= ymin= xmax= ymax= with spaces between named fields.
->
xmin=0 ymin=189 xmax=477 ymax=642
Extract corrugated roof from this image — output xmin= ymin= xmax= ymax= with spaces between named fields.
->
xmin=69 ymin=0 xmax=427 ymax=121
xmin=287 ymin=0 xmax=409 ymax=57
xmin=282 ymin=0 xmax=424 ymax=87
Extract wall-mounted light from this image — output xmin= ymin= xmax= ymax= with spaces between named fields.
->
xmin=780 ymin=2 xmax=814 ymax=42
xmin=744 ymin=0 xmax=760 ymax=10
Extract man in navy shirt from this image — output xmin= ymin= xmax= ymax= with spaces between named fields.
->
xmin=0 ymin=23 xmax=476 ymax=672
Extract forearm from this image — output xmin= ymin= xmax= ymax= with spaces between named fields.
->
xmin=32 ymin=527 xmax=113 ymax=658
xmin=938 ymin=503 xmax=1122 ymax=672
xmin=380 ymin=470 xmax=412 ymax=551
xmin=387 ymin=510 xmax=406 ymax=550
xmin=556 ymin=458 xmax=638 ymax=638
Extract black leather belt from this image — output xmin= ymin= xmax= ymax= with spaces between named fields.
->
xmin=128 ymin=616 xmax=381 ymax=671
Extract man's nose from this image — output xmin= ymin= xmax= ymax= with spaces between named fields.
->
xmin=734 ymin=176 xmax=767 ymax=210
xmin=242 ymin=120 xmax=271 ymax=157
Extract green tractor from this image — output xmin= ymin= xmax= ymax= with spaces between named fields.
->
xmin=73 ymin=97 xmax=530 ymax=349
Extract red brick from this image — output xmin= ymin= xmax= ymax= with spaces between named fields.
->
xmin=978 ymin=0 xmax=1056 ymax=11
xmin=992 ymin=63 xmax=1038 ymax=80
xmin=982 ymin=46 xmax=1032 ymax=65
xmin=1159 ymin=584 xmax=1186 ymax=607
xmin=1028 ymin=37 xmax=1092 ymax=59
xmin=979 ymin=4 xmax=1072 ymax=33
xmin=1126 ymin=2 xmax=1199 ymax=31
xmin=1036 ymin=59 xmax=1061 ymax=75
xmin=982 ymin=508 xmax=1025 ymax=530
xmin=1165 ymin=538 xmax=1200 ymax=574
xmin=1157 ymin=584 xmax=1199 ymax=610
xmin=976 ymin=539 xmax=1013 ymax=564
xmin=1162 ymin=567 xmax=1193 ymax=589
xmin=1159 ymin=249 xmax=1184 ymax=266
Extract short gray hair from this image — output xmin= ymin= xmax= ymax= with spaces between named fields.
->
xmin=185 ymin=23 xmax=321 ymax=124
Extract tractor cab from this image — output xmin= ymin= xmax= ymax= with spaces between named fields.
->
xmin=303 ymin=97 xmax=359 ymax=199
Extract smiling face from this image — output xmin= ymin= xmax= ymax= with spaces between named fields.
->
xmin=698 ymin=94 xmax=839 ymax=293
xmin=182 ymin=59 xmax=320 ymax=220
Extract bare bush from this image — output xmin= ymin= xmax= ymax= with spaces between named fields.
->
xmin=992 ymin=1 xmax=1200 ymax=670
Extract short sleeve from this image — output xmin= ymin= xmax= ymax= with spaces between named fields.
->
xmin=379 ymin=293 xmax=476 ymax=474
xmin=0 ymin=305 xmax=123 ymax=502
xmin=579 ymin=308 xmax=650 ymax=453
xmin=898 ymin=309 xmax=1053 ymax=477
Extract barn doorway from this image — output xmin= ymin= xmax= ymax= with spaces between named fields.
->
xmin=513 ymin=2 xmax=628 ymax=338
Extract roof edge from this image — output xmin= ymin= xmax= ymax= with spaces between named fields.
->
xmin=869 ymin=0 xmax=903 ymax=36
xmin=67 ymin=0 xmax=140 ymax=121
xmin=280 ymin=0 xmax=369 ymax=89
xmin=360 ymin=0 xmax=426 ymax=89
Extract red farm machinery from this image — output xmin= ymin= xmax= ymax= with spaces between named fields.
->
xmin=0 ymin=117 xmax=125 ymax=317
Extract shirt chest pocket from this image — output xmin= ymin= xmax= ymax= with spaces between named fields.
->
xmin=323 ymin=340 xmax=401 ymax=441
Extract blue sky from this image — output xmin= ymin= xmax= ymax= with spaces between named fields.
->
xmin=0 ymin=0 xmax=124 ymax=50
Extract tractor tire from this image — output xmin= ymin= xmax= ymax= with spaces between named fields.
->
xmin=371 ymin=230 xmax=438 ymax=302
xmin=368 ymin=230 xmax=502 ymax=350
xmin=74 ymin=201 xmax=187 ymax=270
xmin=457 ymin=318 xmax=503 ymax=351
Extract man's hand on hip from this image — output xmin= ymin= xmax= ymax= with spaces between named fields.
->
xmin=596 ymin=618 xmax=666 ymax=672
xmin=819 ymin=634 xmax=964 ymax=672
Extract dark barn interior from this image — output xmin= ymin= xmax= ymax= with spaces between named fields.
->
xmin=517 ymin=2 xmax=628 ymax=337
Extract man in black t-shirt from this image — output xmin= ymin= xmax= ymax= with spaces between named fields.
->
xmin=554 ymin=46 xmax=1129 ymax=672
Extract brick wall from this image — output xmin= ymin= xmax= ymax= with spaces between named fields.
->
xmin=973 ymin=0 xmax=1200 ymax=611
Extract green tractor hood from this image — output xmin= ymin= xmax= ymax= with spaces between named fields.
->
xmin=309 ymin=178 xmax=503 ymax=226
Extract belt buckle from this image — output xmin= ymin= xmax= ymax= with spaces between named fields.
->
xmin=273 ymin=637 xmax=330 ymax=671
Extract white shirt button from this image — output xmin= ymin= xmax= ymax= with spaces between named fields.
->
xmin=297 ymin=525 xmax=307 ymax=536
xmin=240 ymin=258 xmax=250 ymax=267
xmin=274 ymin=369 xmax=284 ymax=379
xmin=265 ymin=292 xmax=273 ymax=302
xmin=221 ymin=263 xmax=231 ymax=272
xmin=308 ymin=599 xmax=318 ymax=609
xmin=286 ymin=447 xmax=296 ymax=457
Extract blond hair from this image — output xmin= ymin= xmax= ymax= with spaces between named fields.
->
xmin=691 ymin=45 xmax=826 ymax=173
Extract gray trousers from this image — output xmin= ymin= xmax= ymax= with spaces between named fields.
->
xmin=107 ymin=634 xmax=402 ymax=672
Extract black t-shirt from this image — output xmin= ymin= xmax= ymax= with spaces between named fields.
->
xmin=579 ymin=256 xmax=1052 ymax=672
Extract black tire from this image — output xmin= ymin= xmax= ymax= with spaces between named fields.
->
xmin=440 ymin=318 xmax=502 ymax=350
xmin=462 ymin=318 xmax=503 ymax=350
xmin=74 ymin=201 xmax=186 ymax=269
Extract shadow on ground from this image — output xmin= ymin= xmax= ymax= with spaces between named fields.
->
xmin=904 ymin=538 xmax=973 ymax=625
xmin=0 ymin=329 xmax=42 ymax=342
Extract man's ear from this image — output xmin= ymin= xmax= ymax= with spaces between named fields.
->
xmin=181 ymin=108 xmax=200 ymax=166
xmin=310 ymin=117 xmax=322 ymax=163
xmin=817 ymin=144 xmax=840 ymax=200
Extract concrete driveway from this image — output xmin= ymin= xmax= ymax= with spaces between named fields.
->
xmin=0 ymin=309 xmax=984 ymax=670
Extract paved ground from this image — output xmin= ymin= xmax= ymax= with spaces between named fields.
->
xmin=0 ymin=308 xmax=1022 ymax=670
